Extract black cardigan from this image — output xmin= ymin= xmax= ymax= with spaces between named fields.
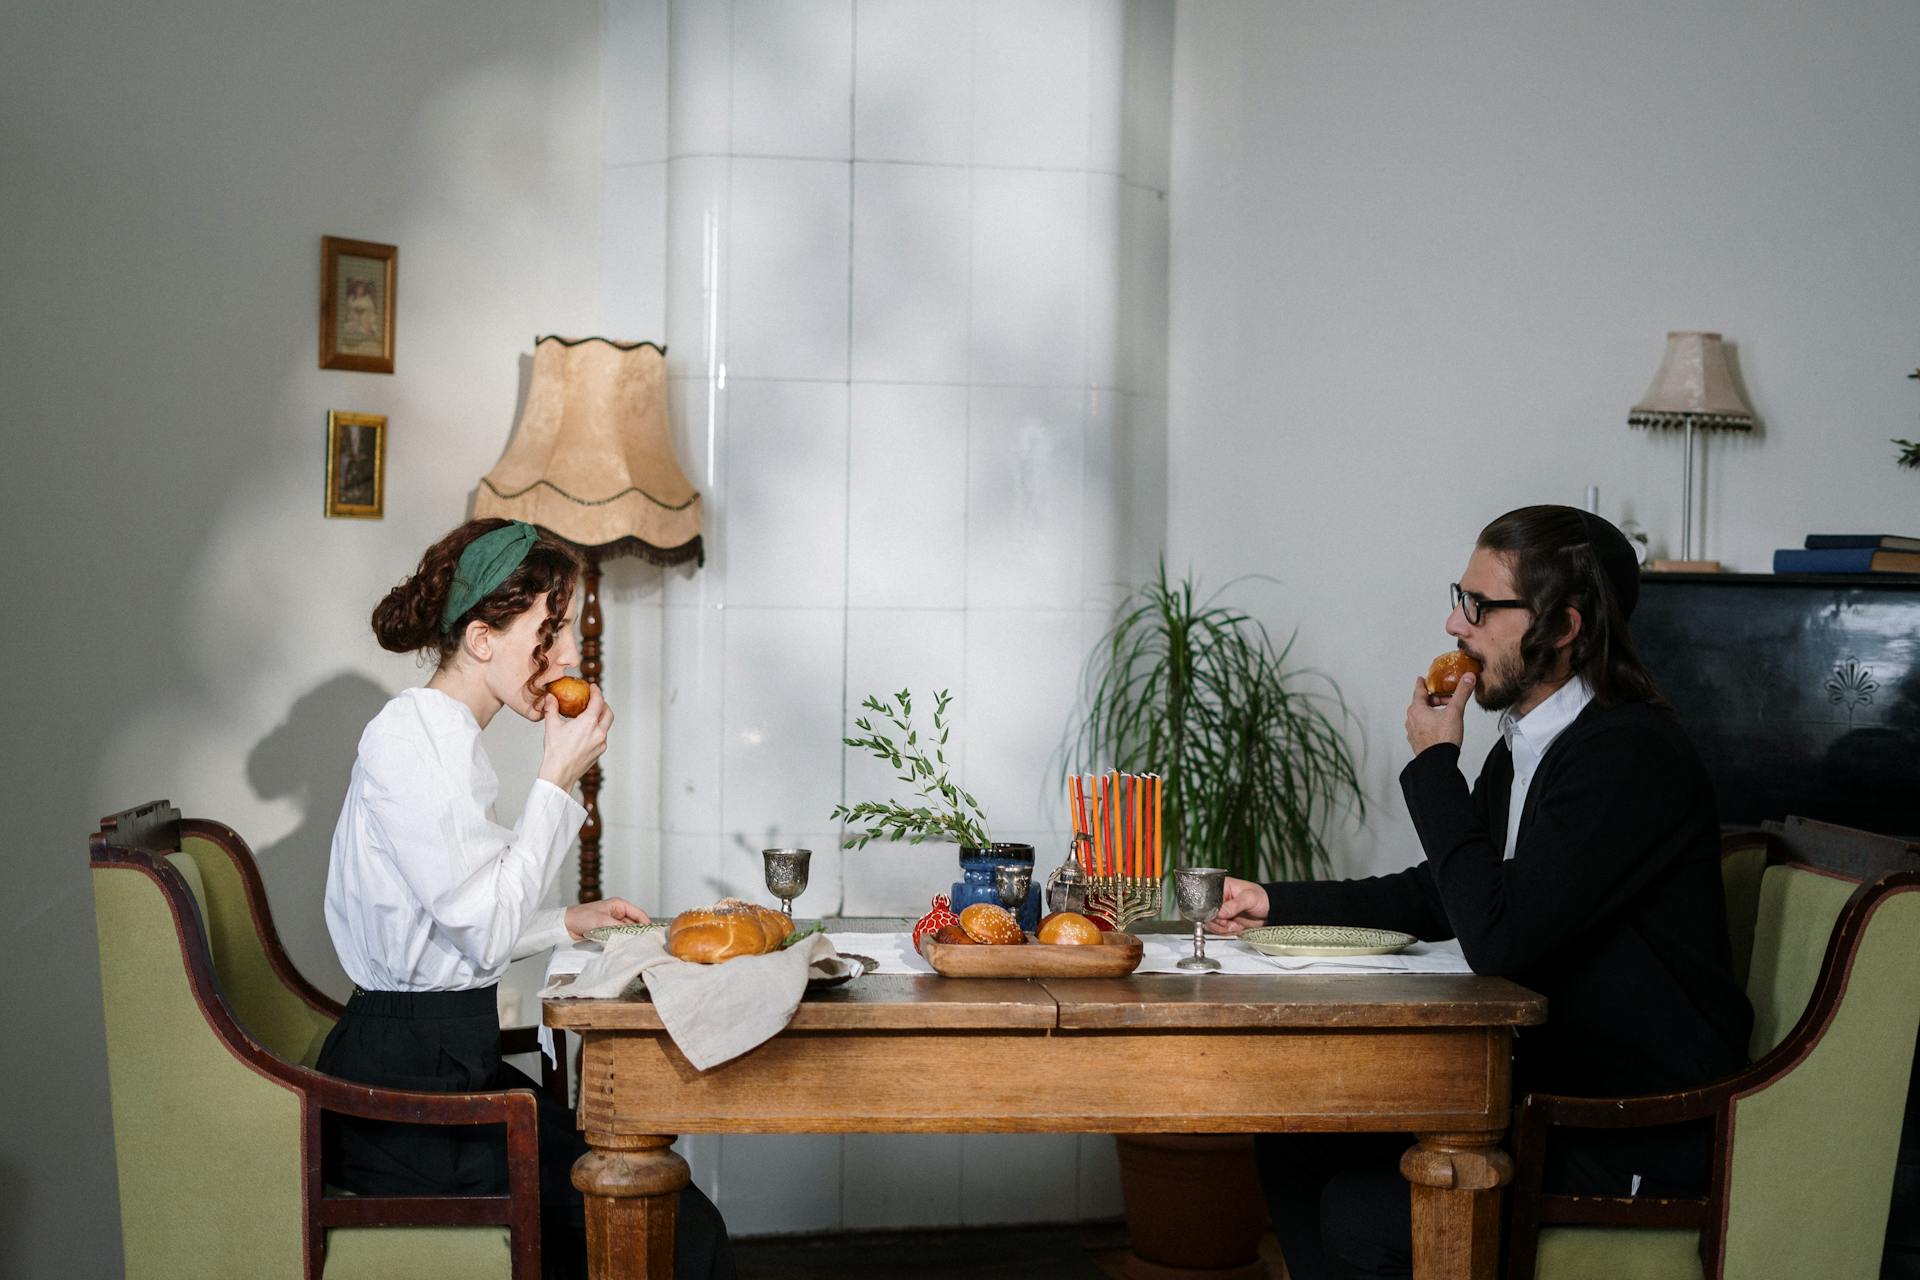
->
xmin=1263 ymin=699 xmax=1752 ymax=1099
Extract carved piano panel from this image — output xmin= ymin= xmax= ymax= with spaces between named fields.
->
xmin=1633 ymin=573 xmax=1920 ymax=840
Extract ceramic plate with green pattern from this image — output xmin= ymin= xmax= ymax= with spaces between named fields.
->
xmin=1239 ymin=925 xmax=1415 ymax=957
xmin=583 ymin=922 xmax=666 ymax=943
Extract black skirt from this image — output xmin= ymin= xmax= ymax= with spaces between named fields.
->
xmin=316 ymin=985 xmax=734 ymax=1280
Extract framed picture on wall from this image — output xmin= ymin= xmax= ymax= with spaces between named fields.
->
xmin=325 ymin=411 xmax=386 ymax=518
xmin=320 ymin=235 xmax=396 ymax=373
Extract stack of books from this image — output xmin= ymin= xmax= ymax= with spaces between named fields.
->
xmin=1773 ymin=534 xmax=1920 ymax=575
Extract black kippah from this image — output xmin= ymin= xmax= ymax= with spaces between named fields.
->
xmin=1576 ymin=509 xmax=1640 ymax=620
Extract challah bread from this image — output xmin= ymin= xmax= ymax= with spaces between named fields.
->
xmin=666 ymin=899 xmax=795 ymax=964
xmin=958 ymin=902 xmax=1024 ymax=945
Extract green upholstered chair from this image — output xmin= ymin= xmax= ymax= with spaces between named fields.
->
xmin=119 ymin=800 xmax=565 ymax=1098
xmin=92 ymin=806 xmax=542 ymax=1279
xmin=1507 ymin=828 xmax=1920 ymax=1280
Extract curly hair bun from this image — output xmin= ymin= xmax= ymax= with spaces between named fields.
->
xmin=372 ymin=573 xmax=452 ymax=654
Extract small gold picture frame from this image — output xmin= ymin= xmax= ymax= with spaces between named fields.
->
xmin=325 ymin=411 xmax=386 ymax=518
xmin=320 ymin=235 xmax=396 ymax=373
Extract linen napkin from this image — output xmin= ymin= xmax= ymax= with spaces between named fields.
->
xmin=540 ymin=930 xmax=857 ymax=1070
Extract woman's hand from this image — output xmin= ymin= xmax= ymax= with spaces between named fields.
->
xmin=565 ymin=897 xmax=650 ymax=940
xmin=537 ymin=681 xmax=613 ymax=793
xmin=1202 ymin=876 xmax=1271 ymax=935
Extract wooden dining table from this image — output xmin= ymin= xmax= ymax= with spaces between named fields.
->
xmin=544 ymin=966 xmax=1545 ymax=1280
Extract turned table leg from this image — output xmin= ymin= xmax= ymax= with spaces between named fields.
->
xmin=572 ymin=1131 xmax=688 ymax=1280
xmin=1402 ymin=1131 xmax=1513 ymax=1280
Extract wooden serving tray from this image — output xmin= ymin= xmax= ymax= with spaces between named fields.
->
xmin=921 ymin=931 xmax=1144 ymax=978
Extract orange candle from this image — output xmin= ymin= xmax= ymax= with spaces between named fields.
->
xmin=1098 ymin=775 xmax=1109 ymax=877
xmin=1121 ymin=771 xmax=1136 ymax=882
xmin=1152 ymin=774 xmax=1161 ymax=879
xmin=1089 ymin=775 xmax=1100 ymax=876
xmin=1107 ymin=773 xmax=1117 ymax=877
xmin=1069 ymin=774 xmax=1084 ymax=866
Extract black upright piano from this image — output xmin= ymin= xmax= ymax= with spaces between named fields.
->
xmin=1634 ymin=571 xmax=1920 ymax=1278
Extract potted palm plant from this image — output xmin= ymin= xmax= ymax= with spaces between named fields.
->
xmin=1072 ymin=562 xmax=1365 ymax=884
xmin=1071 ymin=562 xmax=1367 ymax=1278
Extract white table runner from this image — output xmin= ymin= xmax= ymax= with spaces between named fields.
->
xmin=824 ymin=931 xmax=1473 ymax=977
xmin=536 ymin=931 xmax=1476 ymax=1060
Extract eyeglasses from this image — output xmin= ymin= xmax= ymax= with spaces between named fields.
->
xmin=1450 ymin=583 xmax=1527 ymax=626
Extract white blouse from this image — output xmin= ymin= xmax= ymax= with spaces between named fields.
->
xmin=324 ymin=686 xmax=582 ymax=992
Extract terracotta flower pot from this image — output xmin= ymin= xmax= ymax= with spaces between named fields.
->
xmin=1114 ymin=1133 xmax=1270 ymax=1279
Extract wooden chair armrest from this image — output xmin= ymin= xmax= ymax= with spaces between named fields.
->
xmin=304 ymin=1070 xmax=539 ymax=1129
xmin=1519 ymin=1084 xmax=1726 ymax=1130
xmin=298 ymin=1070 xmax=542 ymax=1278
xmin=1507 ymin=1087 xmax=1720 ymax=1280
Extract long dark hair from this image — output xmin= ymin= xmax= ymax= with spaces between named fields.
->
xmin=371 ymin=518 xmax=583 ymax=704
xmin=1477 ymin=505 xmax=1665 ymax=708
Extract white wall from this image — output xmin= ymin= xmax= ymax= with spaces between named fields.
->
xmin=1168 ymin=0 xmax=1920 ymax=879
xmin=0 ymin=3 xmax=605 ymax=1274
xmin=607 ymin=0 xmax=1174 ymax=1236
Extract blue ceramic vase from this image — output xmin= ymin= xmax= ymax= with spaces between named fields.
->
xmin=951 ymin=843 xmax=1041 ymax=931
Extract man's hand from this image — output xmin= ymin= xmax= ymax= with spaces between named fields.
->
xmin=1202 ymin=876 xmax=1271 ymax=935
xmin=564 ymin=897 xmax=650 ymax=940
xmin=1405 ymin=672 xmax=1473 ymax=756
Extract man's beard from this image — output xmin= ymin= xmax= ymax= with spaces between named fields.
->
xmin=1470 ymin=647 xmax=1529 ymax=713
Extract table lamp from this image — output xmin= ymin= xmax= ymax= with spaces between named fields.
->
xmin=475 ymin=335 xmax=703 ymax=901
xmin=1628 ymin=331 xmax=1755 ymax=572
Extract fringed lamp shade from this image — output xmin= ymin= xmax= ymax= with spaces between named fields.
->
xmin=474 ymin=334 xmax=702 ymax=900
xmin=1627 ymin=332 xmax=1756 ymax=432
xmin=1627 ymin=331 xmax=1756 ymax=567
xmin=475 ymin=335 xmax=703 ymax=566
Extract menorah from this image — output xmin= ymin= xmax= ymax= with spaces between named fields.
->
xmin=1082 ymin=873 xmax=1162 ymax=932
xmin=1068 ymin=773 xmax=1165 ymax=932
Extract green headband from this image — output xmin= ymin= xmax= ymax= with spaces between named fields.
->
xmin=440 ymin=521 xmax=540 ymax=633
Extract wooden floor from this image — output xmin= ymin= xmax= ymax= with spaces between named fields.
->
xmin=731 ymin=1221 xmax=1286 ymax=1279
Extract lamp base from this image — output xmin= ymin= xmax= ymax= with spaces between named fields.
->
xmin=1646 ymin=559 xmax=1724 ymax=573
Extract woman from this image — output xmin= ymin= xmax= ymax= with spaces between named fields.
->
xmin=318 ymin=517 xmax=734 ymax=1279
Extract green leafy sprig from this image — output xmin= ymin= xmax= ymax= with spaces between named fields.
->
xmin=1893 ymin=438 xmax=1920 ymax=470
xmin=829 ymin=688 xmax=991 ymax=850
xmin=780 ymin=921 xmax=826 ymax=949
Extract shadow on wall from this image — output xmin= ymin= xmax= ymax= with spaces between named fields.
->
xmin=246 ymin=672 xmax=393 ymax=1000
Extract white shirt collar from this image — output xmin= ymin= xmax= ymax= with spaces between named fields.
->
xmin=1499 ymin=675 xmax=1595 ymax=769
xmin=1496 ymin=675 xmax=1595 ymax=859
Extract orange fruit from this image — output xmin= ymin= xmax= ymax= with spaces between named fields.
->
xmin=547 ymin=676 xmax=591 ymax=717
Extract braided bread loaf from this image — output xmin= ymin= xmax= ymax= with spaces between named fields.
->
xmin=666 ymin=898 xmax=795 ymax=964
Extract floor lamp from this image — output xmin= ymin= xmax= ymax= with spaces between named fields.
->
xmin=1629 ymin=331 xmax=1756 ymax=573
xmin=474 ymin=335 xmax=703 ymax=901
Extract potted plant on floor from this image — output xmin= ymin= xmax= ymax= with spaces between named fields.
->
xmin=1070 ymin=562 xmax=1367 ymax=1279
xmin=831 ymin=688 xmax=1041 ymax=927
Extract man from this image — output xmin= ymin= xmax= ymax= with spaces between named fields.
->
xmin=1207 ymin=505 xmax=1752 ymax=1280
